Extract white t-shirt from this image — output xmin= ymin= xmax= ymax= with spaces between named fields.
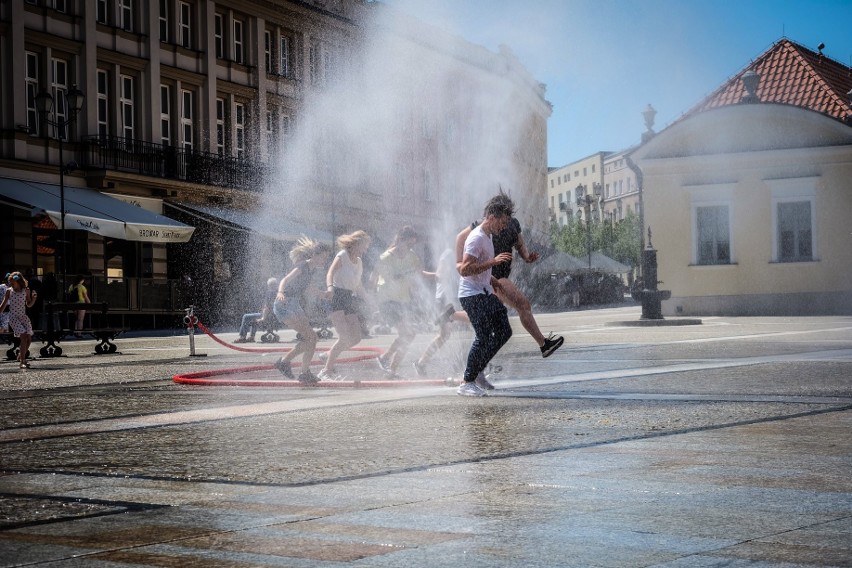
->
xmin=458 ymin=225 xmax=494 ymax=298
xmin=331 ymin=249 xmax=362 ymax=291
xmin=435 ymin=248 xmax=458 ymax=301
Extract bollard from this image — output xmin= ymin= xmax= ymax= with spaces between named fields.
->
xmin=184 ymin=306 xmax=206 ymax=357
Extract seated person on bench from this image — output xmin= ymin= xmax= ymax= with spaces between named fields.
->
xmin=234 ymin=277 xmax=278 ymax=343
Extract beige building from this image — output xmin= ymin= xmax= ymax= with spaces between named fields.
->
xmin=632 ymin=39 xmax=852 ymax=316
xmin=0 ymin=0 xmax=550 ymax=326
xmin=601 ymin=149 xmax=639 ymax=223
xmin=547 ymin=152 xmax=605 ymax=226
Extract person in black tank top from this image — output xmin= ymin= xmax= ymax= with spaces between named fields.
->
xmin=456 ymin=192 xmax=564 ymax=359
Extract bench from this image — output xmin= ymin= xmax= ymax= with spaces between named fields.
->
xmin=37 ymin=302 xmax=125 ymax=357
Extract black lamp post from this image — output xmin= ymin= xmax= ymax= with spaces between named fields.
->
xmin=35 ymin=85 xmax=85 ymax=294
xmin=576 ymin=183 xmax=601 ymax=270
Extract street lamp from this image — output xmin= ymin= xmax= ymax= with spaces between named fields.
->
xmin=35 ymin=85 xmax=85 ymax=293
xmin=576 ymin=183 xmax=600 ymax=270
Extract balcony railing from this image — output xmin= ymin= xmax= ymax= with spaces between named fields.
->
xmin=82 ymin=135 xmax=271 ymax=191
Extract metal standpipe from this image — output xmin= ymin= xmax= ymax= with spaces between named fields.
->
xmin=639 ymin=228 xmax=671 ymax=320
xmin=184 ymin=306 xmax=206 ymax=357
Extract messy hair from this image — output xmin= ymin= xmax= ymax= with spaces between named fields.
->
xmin=290 ymin=236 xmax=333 ymax=263
xmin=7 ymin=271 xmax=28 ymax=288
xmin=390 ymin=226 xmax=418 ymax=248
xmin=337 ymin=230 xmax=370 ymax=252
xmin=483 ymin=189 xmax=514 ymax=218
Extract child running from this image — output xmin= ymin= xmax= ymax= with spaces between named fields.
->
xmin=273 ymin=237 xmax=332 ymax=384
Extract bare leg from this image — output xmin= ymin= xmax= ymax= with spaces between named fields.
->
xmin=494 ymin=278 xmax=545 ymax=346
xmin=324 ymin=311 xmax=361 ymax=372
xmin=282 ymin=315 xmax=317 ymax=372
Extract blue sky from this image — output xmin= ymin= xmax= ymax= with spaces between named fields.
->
xmin=383 ymin=0 xmax=852 ymax=167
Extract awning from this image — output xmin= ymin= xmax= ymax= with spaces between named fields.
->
xmin=0 ymin=178 xmax=195 ymax=243
xmin=166 ymin=202 xmax=332 ymax=243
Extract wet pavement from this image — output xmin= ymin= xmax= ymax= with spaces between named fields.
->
xmin=1 ymin=306 xmax=850 ymax=567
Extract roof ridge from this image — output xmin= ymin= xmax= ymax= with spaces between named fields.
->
xmin=781 ymin=40 xmax=852 ymax=114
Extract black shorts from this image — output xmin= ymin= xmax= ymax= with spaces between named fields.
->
xmin=330 ymin=288 xmax=358 ymax=315
xmin=492 ymin=262 xmax=513 ymax=280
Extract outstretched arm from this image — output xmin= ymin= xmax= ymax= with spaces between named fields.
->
xmin=515 ymin=233 xmax=539 ymax=263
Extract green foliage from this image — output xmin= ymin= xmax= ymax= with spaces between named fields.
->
xmin=550 ymin=210 xmax=641 ymax=269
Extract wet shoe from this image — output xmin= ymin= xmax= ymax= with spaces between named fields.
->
xmin=474 ymin=371 xmax=495 ymax=390
xmin=275 ymin=359 xmax=294 ymax=378
xmin=298 ymin=371 xmax=319 ymax=385
xmin=317 ymin=351 xmax=329 ymax=362
xmin=434 ymin=304 xmax=455 ymax=326
xmin=318 ymin=368 xmax=343 ymax=381
xmin=540 ymin=333 xmax=564 ymax=358
xmin=376 ymin=355 xmax=392 ymax=374
xmin=457 ymin=381 xmax=487 ymax=397
xmin=413 ymin=360 xmax=427 ymax=377
xmin=233 ymin=337 xmax=249 ymax=344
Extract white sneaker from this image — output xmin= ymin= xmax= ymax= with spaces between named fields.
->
xmin=457 ymin=381 xmax=487 ymax=397
xmin=474 ymin=371 xmax=495 ymax=390
xmin=317 ymin=368 xmax=342 ymax=381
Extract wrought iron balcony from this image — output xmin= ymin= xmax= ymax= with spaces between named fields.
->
xmin=82 ymin=135 xmax=271 ymax=191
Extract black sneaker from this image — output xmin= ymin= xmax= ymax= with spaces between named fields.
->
xmin=434 ymin=304 xmax=455 ymax=326
xmin=275 ymin=359 xmax=294 ymax=378
xmin=540 ymin=333 xmax=564 ymax=358
xmin=298 ymin=371 xmax=319 ymax=385
xmin=413 ymin=360 xmax=427 ymax=377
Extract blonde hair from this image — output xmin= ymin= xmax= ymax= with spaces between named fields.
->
xmin=336 ymin=230 xmax=370 ymax=252
xmin=289 ymin=236 xmax=333 ymax=263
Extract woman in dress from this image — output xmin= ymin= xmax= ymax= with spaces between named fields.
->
xmin=318 ymin=230 xmax=371 ymax=381
xmin=273 ymin=237 xmax=332 ymax=384
xmin=0 ymin=272 xmax=37 ymax=368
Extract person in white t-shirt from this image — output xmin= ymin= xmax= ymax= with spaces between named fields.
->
xmin=455 ymin=196 xmax=515 ymax=396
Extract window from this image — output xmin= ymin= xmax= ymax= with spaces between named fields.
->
xmin=178 ymin=1 xmax=191 ymax=49
xmin=592 ymin=164 xmax=596 ymax=173
xmin=49 ymin=0 xmax=67 ymax=12
xmin=120 ymin=75 xmax=135 ymax=142
xmin=160 ymin=85 xmax=171 ymax=146
xmin=234 ymin=102 xmax=245 ymax=158
xmin=281 ymin=115 xmax=290 ymax=138
xmin=215 ymin=98 xmax=225 ymax=156
xmin=777 ymin=201 xmax=813 ymax=262
xmin=96 ymin=0 xmax=108 ymax=23
xmin=574 ymin=170 xmax=579 ymax=177
xmin=180 ymin=89 xmax=194 ymax=151
xmin=696 ymin=205 xmax=730 ymax=265
xmin=119 ymin=0 xmax=133 ymax=32
xmin=159 ymin=0 xmax=169 ymax=42
xmin=51 ymin=58 xmax=69 ymax=140
xmin=97 ymin=70 xmax=109 ymax=138
xmin=280 ymin=36 xmax=290 ymax=77
xmin=214 ymin=14 xmax=224 ymax=59
xmin=583 ymin=167 xmax=587 ymax=176
xmin=557 ymin=177 xmax=561 ymax=186
xmin=25 ymin=52 xmax=39 ymax=135
xmin=233 ymin=20 xmax=244 ymax=64
xmin=264 ymin=31 xmax=272 ymax=74
xmin=550 ymin=180 xmax=554 ymax=189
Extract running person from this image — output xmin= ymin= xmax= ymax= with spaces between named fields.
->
xmin=273 ymin=237 xmax=332 ymax=384
xmin=372 ymin=226 xmax=427 ymax=378
xmin=456 ymin=197 xmax=515 ymax=396
xmin=455 ymin=191 xmax=564 ymax=358
xmin=318 ymin=230 xmax=371 ymax=381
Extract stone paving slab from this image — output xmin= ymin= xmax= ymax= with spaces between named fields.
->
xmin=1 ymin=308 xmax=850 ymax=566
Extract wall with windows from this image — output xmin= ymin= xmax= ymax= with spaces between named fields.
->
xmin=634 ymin=104 xmax=852 ymax=315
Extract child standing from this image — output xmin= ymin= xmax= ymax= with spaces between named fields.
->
xmin=0 ymin=272 xmax=37 ymax=369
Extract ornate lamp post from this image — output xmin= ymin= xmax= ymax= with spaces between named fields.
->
xmin=576 ymin=183 xmax=601 ymax=270
xmin=35 ymin=85 xmax=85 ymax=293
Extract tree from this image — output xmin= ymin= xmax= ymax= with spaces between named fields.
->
xmin=550 ymin=210 xmax=641 ymax=270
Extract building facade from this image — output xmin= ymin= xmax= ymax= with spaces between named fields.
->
xmin=632 ymin=39 xmax=852 ymax=316
xmin=546 ymin=151 xmax=606 ymax=226
xmin=0 ymin=0 xmax=551 ymax=326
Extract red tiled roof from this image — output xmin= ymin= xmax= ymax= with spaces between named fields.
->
xmin=685 ymin=39 xmax=852 ymax=122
